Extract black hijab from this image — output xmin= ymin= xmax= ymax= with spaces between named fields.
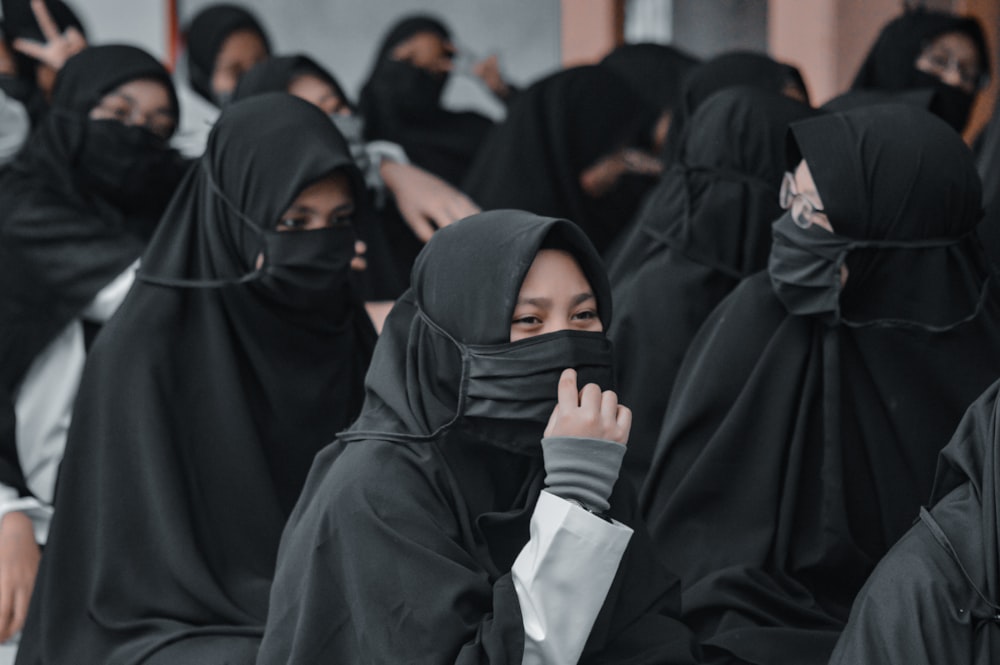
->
xmin=0 ymin=44 xmax=183 ymax=495
xmin=15 ymin=94 xmax=376 ymax=665
xmin=851 ymin=9 xmax=989 ymax=131
xmin=462 ymin=65 xmax=661 ymax=255
xmin=599 ymin=42 xmax=699 ymax=112
xmin=184 ymin=3 xmax=270 ymax=105
xmin=640 ymin=104 xmax=1000 ymax=665
xmin=0 ymin=0 xmax=85 ymax=120
xmin=358 ymin=13 xmax=493 ymax=186
xmin=661 ymin=51 xmax=809 ymax=163
xmin=256 ymin=210 xmax=699 ymax=664
xmin=607 ymin=86 xmax=818 ymax=490
xmin=828 ymin=378 xmax=1000 ymax=665
xmin=232 ymin=53 xmax=350 ymax=108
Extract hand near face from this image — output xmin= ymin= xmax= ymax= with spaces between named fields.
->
xmin=472 ymin=54 xmax=511 ymax=99
xmin=544 ymin=369 xmax=630 ymax=445
xmin=12 ymin=0 xmax=87 ymax=73
xmin=380 ymin=161 xmax=480 ymax=242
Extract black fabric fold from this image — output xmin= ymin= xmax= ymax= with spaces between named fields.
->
xmin=640 ymin=104 xmax=1000 ymax=665
xmin=15 ymin=94 xmax=375 ymax=665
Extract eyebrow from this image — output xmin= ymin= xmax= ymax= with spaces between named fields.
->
xmin=516 ymin=292 xmax=595 ymax=308
xmin=106 ymin=92 xmax=175 ymax=118
xmin=284 ymin=202 xmax=355 ymax=216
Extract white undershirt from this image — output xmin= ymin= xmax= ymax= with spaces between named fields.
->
xmin=3 ymin=262 xmax=138 ymax=544
xmin=512 ymin=490 xmax=632 ymax=665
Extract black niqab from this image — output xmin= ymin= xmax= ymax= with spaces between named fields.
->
xmin=851 ymin=9 xmax=989 ymax=131
xmin=462 ymin=66 xmax=660 ymax=255
xmin=607 ymin=86 xmax=818 ymax=490
xmin=256 ymin=210 xmax=698 ymax=664
xmin=0 ymin=45 xmax=182 ymax=496
xmin=184 ymin=3 xmax=270 ymax=105
xmin=15 ymin=94 xmax=375 ymax=665
xmin=358 ymin=14 xmax=493 ymax=185
xmin=640 ymin=104 xmax=1000 ymax=665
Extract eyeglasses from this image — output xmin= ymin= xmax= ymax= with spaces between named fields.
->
xmin=90 ymin=93 xmax=177 ymax=141
xmin=916 ymin=47 xmax=986 ymax=91
xmin=779 ymin=171 xmax=826 ymax=229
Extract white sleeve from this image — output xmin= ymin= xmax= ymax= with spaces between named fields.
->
xmin=80 ymin=260 xmax=138 ymax=322
xmin=512 ymin=490 xmax=632 ymax=665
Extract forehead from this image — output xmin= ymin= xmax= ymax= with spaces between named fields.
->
xmin=216 ymin=29 xmax=268 ymax=63
xmin=101 ymin=78 xmax=173 ymax=109
xmin=925 ymin=31 xmax=980 ymax=60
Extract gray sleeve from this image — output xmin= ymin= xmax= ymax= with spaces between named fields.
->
xmin=0 ymin=91 xmax=29 ymax=165
xmin=540 ymin=436 xmax=626 ymax=513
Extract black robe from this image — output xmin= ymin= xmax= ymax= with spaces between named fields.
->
xmin=640 ymin=104 xmax=1000 ymax=665
xmin=607 ymin=86 xmax=817 ymax=490
xmin=462 ymin=66 xmax=660 ymax=255
xmin=0 ymin=45 xmax=182 ymax=506
xmin=257 ymin=210 xmax=699 ymax=664
xmin=232 ymin=53 xmax=406 ymax=299
xmin=184 ymin=3 xmax=271 ymax=106
xmin=851 ymin=9 xmax=989 ymax=132
xmin=358 ymin=15 xmax=493 ymax=186
xmin=15 ymin=94 xmax=375 ymax=665
xmin=599 ymin=42 xmax=699 ymax=113
xmin=829 ymin=378 xmax=1000 ymax=664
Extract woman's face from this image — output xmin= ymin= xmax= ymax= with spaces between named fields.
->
xmin=287 ymin=73 xmax=350 ymax=116
xmin=915 ymin=30 xmax=983 ymax=94
xmin=510 ymin=249 xmax=603 ymax=342
xmin=211 ymin=28 xmax=269 ymax=101
xmin=277 ymin=171 xmax=355 ymax=232
xmin=390 ymin=31 xmax=455 ymax=76
xmin=89 ymin=77 xmax=177 ymax=140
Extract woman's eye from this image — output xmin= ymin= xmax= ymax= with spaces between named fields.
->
xmin=512 ymin=315 xmax=542 ymax=325
xmin=278 ymin=217 xmax=307 ymax=230
xmin=572 ymin=309 xmax=598 ymax=321
xmin=330 ymin=214 xmax=354 ymax=228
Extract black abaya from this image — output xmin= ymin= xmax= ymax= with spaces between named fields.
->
xmin=640 ymin=104 xmax=1000 ymax=665
xmin=599 ymin=43 xmax=699 ymax=113
xmin=607 ymin=86 xmax=817 ymax=490
xmin=15 ymin=94 xmax=375 ymax=665
xmin=358 ymin=15 xmax=493 ymax=186
xmin=829 ymin=378 xmax=1000 ymax=664
xmin=257 ymin=210 xmax=698 ymax=664
xmin=462 ymin=66 xmax=660 ymax=255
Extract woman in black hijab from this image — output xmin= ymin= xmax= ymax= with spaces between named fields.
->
xmin=658 ymin=51 xmax=809 ymax=164
xmin=852 ymin=8 xmax=989 ymax=132
xmin=257 ymin=210 xmax=699 ymax=664
xmin=0 ymin=44 xmax=182 ymax=647
xmin=358 ymin=14 xmax=494 ymax=186
xmin=185 ymin=3 xmax=270 ymax=107
xmin=607 ymin=86 xmax=817 ymax=490
xmin=463 ymin=66 xmax=663 ymax=255
xmin=15 ymin=94 xmax=375 ymax=665
xmin=829 ymin=378 xmax=1000 ymax=664
xmin=640 ymin=104 xmax=1000 ymax=665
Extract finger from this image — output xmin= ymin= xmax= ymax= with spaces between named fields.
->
xmin=11 ymin=38 xmax=46 ymax=61
xmin=543 ymin=403 xmax=559 ymax=438
xmin=401 ymin=210 xmax=436 ymax=243
xmin=64 ymin=27 xmax=87 ymax=52
xmin=578 ymin=382 xmax=602 ymax=414
xmin=445 ymin=195 xmax=478 ymax=221
xmin=600 ymin=390 xmax=619 ymax=427
xmin=350 ymin=256 xmax=367 ymax=272
xmin=615 ymin=405 xmax=632 ymax=445
xmin=0 ymin=576 xmax=12 ymax=643
xmin=9 ymin=588 xmax=27 ymax=639
xmin=354 ymin=239 xmax=367 ymax=256
xmin=32 ymin=0 xmax=63 ymax=44
xmin=557 ymin=369 xmax=579 ymax=408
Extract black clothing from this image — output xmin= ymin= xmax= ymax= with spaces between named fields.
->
xmin=661 ymin=51 xmax=808 ymax=163
xmin=232 ymin=54 xmax=350 ymax=108
xmin=640 ymin=104 xmax=1000 ymax=665
xmin=463 ymin=66 xmax=660 ymax=255
xmin=15 ymin=94 xmax=375 ymax=665
xmin=607 ymin=87 xmax=817 ymax=490
xmin=851 ymin=9 xmax=989 ymax=132
xmin=829 ymin=378 xmax=1000 ymax=664
xmin=599 ymin=42 xmax=699 ymax=112
xmin=358 ymin=14 xmax=492 ymax=186
xmin=257 ymin=210 xmax=699 ymax=664
xmin=0 ymin=45 xmax=182 ymax=497
xmin=184 ymin=3 xmax=270 ymax=106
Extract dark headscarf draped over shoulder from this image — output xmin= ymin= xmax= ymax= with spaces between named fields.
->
xmin=600 ymin=42 xmax=700 ymax=111
xmin=0 ymin=0 xmax=85 ymax=118
xmin=662 ymin=50 xmax=809 ymax=162
xmin=184 ymin=3 xmax=270 ymax=105
xmin=357 ymin=13 xmax=492 ymax=185
xmin=607 ymin=87 xmax=818 ymax=489
xmin=851 ymin=9 xmax=988 ymax=130
xmin=463 ymin=65 xmax=661 ymax=254
xmin=233 ymin=53 xmax=351 ymax=108
xmin=0 ymin=44 xmax=180 ymax=492
xmin=641 ymin=104 xmax=1000 ymax=665
xmin=16 ymin=94 xmax=376 ymax=665
xmin=256 ymin=210 xmax=700 ymax=664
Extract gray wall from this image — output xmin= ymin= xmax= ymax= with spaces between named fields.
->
xmin=64 ymin=0 xmax=563 ymax=119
